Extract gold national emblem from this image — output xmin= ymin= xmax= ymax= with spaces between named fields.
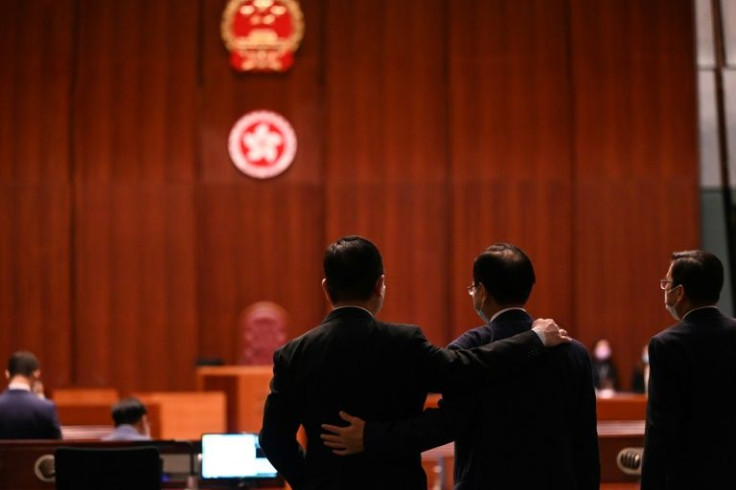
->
xmin=221 ymin=0 xmax=305 ymax=72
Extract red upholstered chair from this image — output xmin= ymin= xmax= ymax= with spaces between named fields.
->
xmin=238 ymin=302 xmax=288 ymax=365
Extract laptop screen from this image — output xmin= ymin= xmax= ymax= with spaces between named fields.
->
xmin=200 ymin=433 xmax=279 ymax=482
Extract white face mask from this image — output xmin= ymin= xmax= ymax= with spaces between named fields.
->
xmin=664 ymin=284 xmax=682 ymax=321
xmin=475 ymin=305 xmax=489 ymax=323
xmin=594 ymin=345 xmax=612 ymax=360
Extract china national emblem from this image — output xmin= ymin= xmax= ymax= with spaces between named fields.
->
xmin=228 ymin=110 xmax=297 ymax=179
xmin=221 ymin=0 xmax=305 ymax=72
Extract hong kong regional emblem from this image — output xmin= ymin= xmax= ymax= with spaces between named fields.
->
xmin=228 ymin=110 xmax=297 ymax=179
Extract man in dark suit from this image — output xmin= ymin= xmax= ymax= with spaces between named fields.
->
xmin=642 ymin=250 xmax=736 ymax=489
xmin=0 ymin=350 xmax=62 ymax=439
xmin=323 ymin=243 xmax=600 ymax=489
xmin=259 ymin=236 xmax=570 ymax=490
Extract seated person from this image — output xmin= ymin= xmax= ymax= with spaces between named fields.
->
xmin=0 ymin=350 xmax=62 ymax=439
xmin=591 ymin=338 xmax=618 ymax=392
xmin=102 ymin=397 xmax=152 ymax=441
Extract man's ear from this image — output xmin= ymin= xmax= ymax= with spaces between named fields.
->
xmin=321 ymin=278 xmax=333 ymax=304
xmin=374 ymin=275 xmax=386 ymax=296
xmin=4 ymin=370 xmax=9 ymax=380
xmin=477 ymin=282 xmax=488 ymax=305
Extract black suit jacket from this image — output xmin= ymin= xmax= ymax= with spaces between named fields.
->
xmin=259 ymin=307 xmax=545 ymax=490
xmin=0 ymin=389 xmax=62 ymax=439
xmin=642 ymin=307 xmax=736 ymax=489
xmin=365 ymin=309 xmax=600 ymax=489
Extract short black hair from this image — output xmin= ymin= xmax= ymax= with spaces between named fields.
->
xmin=670 ymin=250 xmax=723 ymax=304
xmin=7 ymin=351 xmax=40 ymax=377
xmin=473 ymin=243 xmax=536 ymax=305
xmin=323 ymin=236 xmax=384 ymax=303
xmin=111 ymin=397 xmax=147 ymax=426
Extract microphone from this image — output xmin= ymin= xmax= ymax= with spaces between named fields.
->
xmin=34 ymin=454 xmax=55 ymax=482
xmin=616 ymin=447 xmax=643 ymax=475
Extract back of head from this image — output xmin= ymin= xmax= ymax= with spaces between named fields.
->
xmin=670 ymin=250 xmax=723 ymax=305
xmin=111 ymin=397 xmax=147 ymax=426
xmin=474 ymin=243 xmax=536 ymax=305
xmin=7 ymin=350 xmax=40 ymax=377
xmin=323 ymin=235 xmax=384 ymax=303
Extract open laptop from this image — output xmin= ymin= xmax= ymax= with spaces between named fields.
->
xmin=200 ymin=433 xmax=282 ymax=487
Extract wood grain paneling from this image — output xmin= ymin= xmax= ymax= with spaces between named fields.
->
xmin=197 ymin=0 xmax=325 ymax=360
xmin=324 ymin=0 xmax=451 ymax=344
xmin=571 ymin=0 xmax=699 ymax=387
xmin=0 ymin=0 xmax=700 ymax=394
xmin=0 ymin=0 xmax=74 ymax=387
xmin=73 ymin=185 xmax=198 ymax=391
xmin=447 ymin=0 xmax=574 ymax=341
xmin=72 ymin=0 xmax=200 ymax=391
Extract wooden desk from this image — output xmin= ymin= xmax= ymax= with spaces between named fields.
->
xmin=0 ymin=440 xmax=196 ymax=490
xmin=596 ymin=393 xmax=647 ymax=421
xmin=196 ymin=366 xmax=273 ymax=433
xmin=55 ymin=400 xmax=163 ymax=438
xmin=420 ymin=421 xmax=644 ymax=489
xmin=134 ymin=392 xmax=226 ymax=439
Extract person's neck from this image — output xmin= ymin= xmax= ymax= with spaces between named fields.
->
xmin=680 ymin=302 xmax=718 ymax=318
xmin=482 ymin=303 xmax=525 ymax=322
xmin=7 ymin=375 xmax=33 ymax=388
xmin=332 ymin=300 xmax=378 ymax=316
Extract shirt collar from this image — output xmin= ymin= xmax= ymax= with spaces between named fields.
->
xmin=331 ymin=305 xmax=375 ymax=318
xmin=489 ymin=307 xmax=527 ymax=323
xmin=682 ymin=305 xmax=719 ymax=320
xmin=8 ymin=381 xmax=31 ymax=391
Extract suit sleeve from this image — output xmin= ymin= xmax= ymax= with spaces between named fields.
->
xmin=641 ymin=336 xmax=685 ymax=490
xmin=416 ymin=329 xmax=545 ymax=394
xmin=259 ymin=349 xmax=306 ymax=489
xmin=47 ymin=404 xmax=62 ymax=439
xmin=364 ymin=394 xmax=476 ymax=457
xmin=570 ymin=350 xmax=600 ymax=489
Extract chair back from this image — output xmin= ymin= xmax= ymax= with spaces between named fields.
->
xmin=54 ymin=445 xmax=161 ymax=490
xmin=239 ymin=301 xmax=288 ymax=364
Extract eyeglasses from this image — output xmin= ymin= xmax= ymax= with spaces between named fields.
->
xmin=660 ymin=279 xmax=681 ymax=292
xmin=467 ymin=283 xmax=478 ymax=296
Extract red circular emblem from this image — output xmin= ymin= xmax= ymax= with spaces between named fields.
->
xmin=228 ymin=110 xmax=297 ymax=179
xmin=221 ymin=0 xmax=305 ymax=72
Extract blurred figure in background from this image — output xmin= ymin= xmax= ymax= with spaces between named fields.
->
xmin=0 ymin=350 xmax=62 ymax=439
xmin=102 ymin=397 xmax=151 ymax=441
xmin=630 ymin=344 xmax=649 ymax=394
xmin=591 ymin=338 xmax=618 ymax=394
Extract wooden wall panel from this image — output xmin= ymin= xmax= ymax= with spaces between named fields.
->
xmin=72 ymin=0 xmax=200 ymax=391
xmin=73 ymin=185 xmax=198 ymax=391
xmin=447 ymin=0 xmax=574 ymax=341
xmin=324 ymin=0 xmax=451 ymax=344
xmin=571 ymin=0 xmax=699 ymax=388
xmin=0 ymin=0 xmax=74 ymax=387
xmin=0 ymin=0 xmax=700 ymax=395
xmin=197 ymin=0 xmax=325 ymax=361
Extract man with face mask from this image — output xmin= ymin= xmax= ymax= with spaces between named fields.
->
xmin=642 ymin=250 xmax=736 ymax=489
xmin=322 ymin=243 xmax=600 ymax=489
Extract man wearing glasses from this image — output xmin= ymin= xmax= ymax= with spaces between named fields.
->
xmin=642 ymin=250 xmax=736 ymax=489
